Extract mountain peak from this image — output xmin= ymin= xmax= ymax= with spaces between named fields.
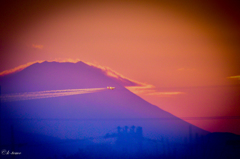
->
xmin=0 ymin=60 xmax=208 ymax=140
xmin=0 ymin=61 xmax=141 ymax=94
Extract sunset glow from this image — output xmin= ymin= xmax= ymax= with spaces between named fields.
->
xmin=1 ymin=0 xmax=239 ymax=135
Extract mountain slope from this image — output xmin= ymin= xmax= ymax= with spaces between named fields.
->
xmin=0 ymin=61 xmax=208 ymax=140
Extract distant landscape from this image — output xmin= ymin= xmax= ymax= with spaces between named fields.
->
xmin=0 ymin=62 xmax=239 ymax=158
xmin=1 ymin=1 xmax=240 ymax=158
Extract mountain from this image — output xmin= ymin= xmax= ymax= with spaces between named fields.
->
xmin=0 ymin=61 xmax=208 ymax=141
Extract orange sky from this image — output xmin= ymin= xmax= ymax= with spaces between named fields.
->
xmin=0 ymin=0 xmax=239 ymax=134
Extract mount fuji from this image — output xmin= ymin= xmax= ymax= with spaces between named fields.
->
xmin=0 ymin=61 xmax=208 ymax=141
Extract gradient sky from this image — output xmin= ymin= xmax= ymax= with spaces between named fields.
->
xmin=0 ymin=0 xmax=240 ymax=134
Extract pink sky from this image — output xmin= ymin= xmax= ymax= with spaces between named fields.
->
xmin=0 ymin=1 xmax=239 ymax=134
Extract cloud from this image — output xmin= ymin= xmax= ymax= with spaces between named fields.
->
xmin=0 ymin=58 xmax=144 ymax=87
xmin=84 ymin=61 xmax=147 ymax=87
xmin=48 ymin=58 xmax=82 ymax=63
xmin=126 ymin=85 xmax=185 ymax=97
xmin=147 ymin=91 xmax=185 ymax=96
xmin=0 ymin=58 xmax=83 ymax=76
xmin=0 ymin=60 xmax=44 ymax=76
xmin=227 ymin=75 xmax=240 ymax=80
xmin=0 ymin=59 xmax=84 ymax=76
xmin=32 ymin=44 xmax=43 ymax=49
xmin=0 ymin=59 xmax=185 ymax=97
xmin=125 ymin=85 xmax=155 ymax=94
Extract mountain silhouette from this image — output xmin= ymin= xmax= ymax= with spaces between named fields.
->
xmin=0 ymin=61 xmax=208 ymax=140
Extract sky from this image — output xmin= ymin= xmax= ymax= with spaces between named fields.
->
xmin=0 ymin=0 xmax=240 ymax=134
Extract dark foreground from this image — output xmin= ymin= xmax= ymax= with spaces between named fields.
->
xmin=1 ymin=126 xmax=240 ymax=159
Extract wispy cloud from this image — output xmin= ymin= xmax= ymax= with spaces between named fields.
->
xmin=85 ymin=62 xmax=145 ymax=87
xmin=126 ymin=85 xmax=185 ymax=97
xmin=0 ymin=59 xmax=82 ymax=76
xmin=227 ymin=75 xmax=240 ymax=80
xmin=0 ymin=60 xmax=44 ymax=76
xmin=32 ymin=44 xmax=43 ymax=49
xmin=95 ymin=65 xmax=185 ymax=97
xmin=126 ymin=85 xmax=155 ymax=94
xmin=147 ymin=92 xmax=185 ymax=96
